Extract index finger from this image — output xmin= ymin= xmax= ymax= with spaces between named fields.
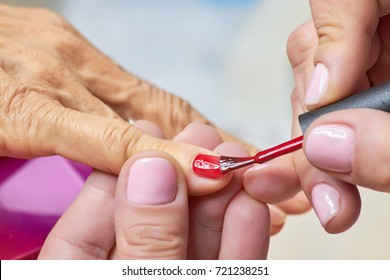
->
xmin=1 ymin=104 xmax=232 ymax=195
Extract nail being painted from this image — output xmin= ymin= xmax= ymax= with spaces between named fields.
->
xmin=192 ymin=154 xmax=224 ymax=179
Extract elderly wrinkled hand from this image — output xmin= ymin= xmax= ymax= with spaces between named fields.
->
xmin=0 ymin=4 xmax=237 ymax=194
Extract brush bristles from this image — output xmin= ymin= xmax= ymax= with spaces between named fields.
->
xmin=219 ymin=156 xmax=255 ymax=173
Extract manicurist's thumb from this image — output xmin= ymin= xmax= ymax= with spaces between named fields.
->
xmin=114 ymin=150 xmax=189 ymax=259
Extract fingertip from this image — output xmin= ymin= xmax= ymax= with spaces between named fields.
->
xmin=187 ymin=160 xmax=233 ymax=196
xmin=310 ymin=181 xmax=361 ymax=234
xmin=243 ymin=158 xmax=301 ymax=204
xmin=84 ymin=169 xmax=117 ymax=193
xmin=114 ymin=150 xmax=189 ymax=259
xmin=127 ymin=157 xmax=177 ymax=205
xmin=133 ymin=120 xmax=166 ymax=139
xmin=117 ymin=150 xmax=186 ymax=205
xmin=168 ymin=122 xmax=234 ymax=196
xmin=173 ymin=122 xmax=223 ymax=150
xmin=189 ymin=141 xmax=248 ymax=195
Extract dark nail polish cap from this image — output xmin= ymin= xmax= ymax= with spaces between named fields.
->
xmin=299 ymin=81 xmax=390 ymax=133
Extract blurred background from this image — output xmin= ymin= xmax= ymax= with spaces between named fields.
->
xmin=5 ymin=0 xmax=390 ymax=259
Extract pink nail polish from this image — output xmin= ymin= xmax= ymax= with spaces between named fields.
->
xmin=305 ymin=125 xmax=354 ymax=172
xmin=127 ymin=158 xmax=176 ymax=205
xmin=311 ymin=184 xmax=340 ymax=227
xmin=305 ymin=63 xmax=329 ymax=106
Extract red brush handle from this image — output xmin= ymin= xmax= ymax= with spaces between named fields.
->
xmin=254 ymin=135 xmax=304 ymax=164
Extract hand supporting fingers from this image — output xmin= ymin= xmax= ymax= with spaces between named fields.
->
xmin=186 ymin=142 xmax=257 ymax=259
xmin=40 ymin=150 xmax=190 ymax=260
xmin=173 ymin=123 xmax=270 ymax=259
xmin=39 ymin=170 xmax=117 ymax=259
xmin=218 ymin=191 xmax=269 ymax=260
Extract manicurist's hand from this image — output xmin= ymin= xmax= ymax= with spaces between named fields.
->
xmin=38 ymin=121 xmax=271 ymax=260
xmin=284 ymin=0 xmax=390 ymax=232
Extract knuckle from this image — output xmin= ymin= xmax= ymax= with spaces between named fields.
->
xmin=316 ymin=23 xmax=343 ymax=45
xmin=1 ymin=85 xmax=54 ymax=117
xmin=101 ymin=121 xmax=144 ymax=170
xmin=122 ymin=223 xmax=184 ymax=259
xmin=1 ymin=85 xmax=38 ymax=123
xmin=287 ymin=21 xmax=317 ymax=68
xmin=0 ymin=84 xmax=60 ymax=155
xmin=190 ymin=207 xmax=223 ymax=233
xmin=1 ymin=39 xmax=71 ymax=89
xmin=53 ymin=31 xmax=89 ymax=67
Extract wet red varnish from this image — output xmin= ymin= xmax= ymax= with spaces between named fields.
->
xmin=192 ymin=154 xmax=224 ymax=179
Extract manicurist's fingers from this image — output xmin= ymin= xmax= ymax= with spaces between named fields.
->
xmin=294 ymin=147 xmax=361 ymax=233
xmin=186 ymin=142 xmax=252 ymax=259
xmin=305 ymin=0 xmax=385 ymax=108
xmin=243 ymin=156 xmax=301 ymax=204
xmin=39 ymin=170 xmax=117 ymax=259
xmin=290 ymin=89 xmax=361 ymax=234
xmin=218 ymin=191 xmax=269 ymax=260
xmin=304 ymin=108 xmax=390 ymax=192
xmin=172 ymin=123 xmax=239 ymax=259
xmin=114 ymin=150 xmax=188 ymax=259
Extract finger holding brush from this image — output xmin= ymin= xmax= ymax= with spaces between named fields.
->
xmin=193 ymin=80 xmax=390 ymax=233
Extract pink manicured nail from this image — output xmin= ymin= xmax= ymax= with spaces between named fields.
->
xmin=311 ymin=184 xmax=340 ymax=227
xmin=127 ymin=158 xmax=176 ymax=205
xmin=305 ymin=125 xmax=354 ymax=172
xmin=305 ymin=63 xmax=329 ymax=106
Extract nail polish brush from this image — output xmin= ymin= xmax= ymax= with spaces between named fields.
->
xmin=193 ymin=81 xmax=390 ymax=178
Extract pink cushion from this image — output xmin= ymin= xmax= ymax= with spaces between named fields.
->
xmin=0 ymin=156 xmax=91 ymax=259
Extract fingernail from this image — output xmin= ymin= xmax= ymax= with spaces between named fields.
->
xmin=127 ymin=158 xmax=177 ymax=205
xmin=305 ymin=63 xmax=329 ymax=106
xmin=311 ymin=184 xmax=340 ymax=227
xmin=305 ymin=125 xmax=354 ymax=172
